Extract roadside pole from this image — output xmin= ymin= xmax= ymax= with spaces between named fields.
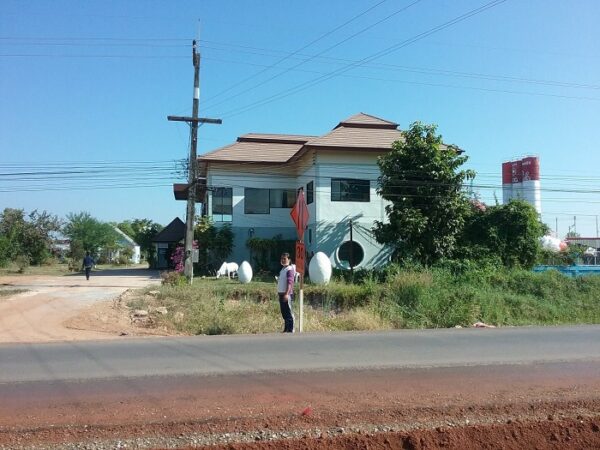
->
xmin=167 ymin=40 xmax=221 ymax=284
xmin=291 ymin=188 xmax=309 ymax=333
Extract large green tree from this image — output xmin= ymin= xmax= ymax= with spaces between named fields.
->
xmin=0 ymin=208 xmax=62 ymax=266
xmin=374 ymin=122 xmax=475 ymax=265
xmin=116 ymin=218 xmax=163 ymax=261
xmin=460 ymin=199 xmax=546 ymax=269
xmin=63 ymin=212 xmax=118 ymax=259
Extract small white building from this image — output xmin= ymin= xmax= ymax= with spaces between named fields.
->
xmin=177 ymin=113 xmax=455 ymax=270
xmin=108 ymin=227 xmax=141 ymax=264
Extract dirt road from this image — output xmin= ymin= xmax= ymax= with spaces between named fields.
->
xmin=1 ymin=361 xmax=598 ymax=449
xmin=0 ymin=269 xmax=160 ymax=343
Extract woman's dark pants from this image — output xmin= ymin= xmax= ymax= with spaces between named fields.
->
xmin=278 ymin=293 xmax=294 ymax=332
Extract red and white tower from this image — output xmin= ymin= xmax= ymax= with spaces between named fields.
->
xmin=501 ymin=156 xmax=541 ymax=214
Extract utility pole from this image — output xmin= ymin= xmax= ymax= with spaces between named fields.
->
xmin=168 ymin=40 xmax=221 ymax=283
xmin=349 ymin=219 xmax=354 ymax=277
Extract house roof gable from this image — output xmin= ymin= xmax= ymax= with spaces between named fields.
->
xmin=151 ymin=217 xmax=185 ymax=243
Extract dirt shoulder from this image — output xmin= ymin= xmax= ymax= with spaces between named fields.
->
xmin=0 ymin=362 xmax=598 ymax=449
xmin=0 ymin=269 xmax=162 ymax=343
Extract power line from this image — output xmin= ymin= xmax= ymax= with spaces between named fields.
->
xmin=197 ymin=55 xmax=600 ymax=92
xmin=215 ymin=0 xmax=510 ymax=119
xmin=202 ymin=0 xmax=423 ymax=110
xmin=201 ymin=0 xmax=392 ymax=106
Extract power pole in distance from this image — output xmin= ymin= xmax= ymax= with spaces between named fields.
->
xmin=168 ymin=40 xmax=222 ymax=283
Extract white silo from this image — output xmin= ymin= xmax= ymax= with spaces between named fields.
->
xmin=521 ymin=156 xmax=541 ymax=214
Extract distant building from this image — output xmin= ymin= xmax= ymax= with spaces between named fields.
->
xmin=502 ymin=156 xmax=541 ymax=214
xmin=106 ymin=228 xmax=141 ymax=264
xmin=151 ymin=217 xmax=185 ymax=269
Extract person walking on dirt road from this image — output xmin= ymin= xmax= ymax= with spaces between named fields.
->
xmin=82 ymin=252 xmax=95 ymax=281
xmin=277 ymin=253 xmax=296 ymax=333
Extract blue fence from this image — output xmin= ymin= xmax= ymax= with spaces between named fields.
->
xmin=533 ymin=265 xmax=600 ymax=277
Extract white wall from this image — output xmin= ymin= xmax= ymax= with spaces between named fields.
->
xmin=312 ymin=150 xmax=392 ymax=268
xmin=205 ymin=150 xmax=394 ymax=268
xmin=208 ymin=164 xmax=298 ymax=229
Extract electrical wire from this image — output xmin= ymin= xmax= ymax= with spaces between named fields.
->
xmin=215 ymin=0 xmax=509 ymax=119
xmin=200 ymin=0 xmax=393 ymax=106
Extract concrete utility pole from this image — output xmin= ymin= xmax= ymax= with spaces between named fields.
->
xmin=168 ymin=40 xmax=221 ymax=283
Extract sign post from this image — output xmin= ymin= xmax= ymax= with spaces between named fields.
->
xmin=290 ymin=188 xmax=309 ymax=333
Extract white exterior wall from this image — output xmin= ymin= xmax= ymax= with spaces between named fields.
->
xmin=206 ymin=151 xmax=393 ymax=269
xmin=208 ymin=165 xmax=297 ymax=229
xmin=313 ymin=151 xmax=392 ymax=269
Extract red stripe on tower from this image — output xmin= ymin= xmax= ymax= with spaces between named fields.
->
xmin=521 ymin=156 xmax=540 ymax=181
xmin=502 ymin=162 xmax=513 ymax=184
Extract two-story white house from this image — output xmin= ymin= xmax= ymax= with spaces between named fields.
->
xmin=183 ymin=113 xmax=412 ymax=269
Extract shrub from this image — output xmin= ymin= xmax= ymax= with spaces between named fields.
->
xmin=15 ymin=255 xmax=30 ymax=273
xmin=161 ymin=271 xmax=187 ymax=286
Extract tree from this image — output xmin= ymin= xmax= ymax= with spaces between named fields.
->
xmin=116 ymin=218 xmax=163 ymax=262
xmin=374 ymin=122 xmax=475 ymax=265
xmin=194 ymin=217 xmax=234 ymax=274
xmin=0 ymin=208 xmax=62 ymax=266
xmin=63 ymin=212 xmax=118 ymax=260
xmin=460 ymin=200 xmax=545 ymax=269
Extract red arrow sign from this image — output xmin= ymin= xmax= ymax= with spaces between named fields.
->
xmin=290 ymin=188 xmax=309 ymax=241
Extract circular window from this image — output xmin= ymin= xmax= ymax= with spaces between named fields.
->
xmin=337 ymin=240 xmax=364 ymax=269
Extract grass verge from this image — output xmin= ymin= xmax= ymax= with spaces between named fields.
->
xmin=127 ymin=267 xmax=600 ymax=336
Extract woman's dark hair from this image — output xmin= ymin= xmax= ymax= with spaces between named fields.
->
xmin=280 ymin=253 xmax=290 ymax=259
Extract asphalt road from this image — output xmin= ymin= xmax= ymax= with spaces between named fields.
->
xmin=1 ymin=325 xmax=599 ymax=384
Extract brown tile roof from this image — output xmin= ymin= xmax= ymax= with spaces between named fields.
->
xmin=199 ymin=140 xmax=304 ymax=163
xmin=238 ymin=133 xmax=316 ymax=144
xmin=306 ymin=126 xmax=403 ymax=149
xmin=336 ymin=112 xmax=399 ymax=129
xmin=196 ymin=113 xmax=460 ymax=164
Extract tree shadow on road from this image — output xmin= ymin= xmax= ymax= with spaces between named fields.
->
xmin=66 ymin=268 xmax=161 ymax=279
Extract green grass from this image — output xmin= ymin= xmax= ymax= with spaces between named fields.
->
xmin=0 ymin=288 xmax=28 ymax=297
xmin=0 ymin=263 xmax=72 ymax=277
xmin=128 ymin=268 xmax=600 ymax=336
xmin=0 ymin=261 xmax=150 ymax=277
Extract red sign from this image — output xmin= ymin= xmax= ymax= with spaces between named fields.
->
xmin=295 ymin=241 xmax=305 ymax=276
xmin=290 ymin=188 xmax=309 ymax=241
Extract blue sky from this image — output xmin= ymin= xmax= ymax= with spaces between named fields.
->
xmin=1 ymin=0 xmax=599 ymax=237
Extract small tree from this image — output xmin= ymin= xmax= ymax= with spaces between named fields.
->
xmin=374 ymin=122 xmax=475 ymax=265
xmin=194 ymin=217 xmax=234 ymax=274
xmin=0 ymin=208 xmax=62 ymax=266
xmin=63 ymin=212 xmax=118 ymax=260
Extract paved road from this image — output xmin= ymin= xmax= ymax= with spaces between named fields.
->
xmin=1 ymin=325 xmax=599 ymax=384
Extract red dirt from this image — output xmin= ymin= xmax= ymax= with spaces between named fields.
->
xmin=1 ymin=361 xmax=599 ymax=449
xmin=199 ymin=418 xmax=600 ymax=450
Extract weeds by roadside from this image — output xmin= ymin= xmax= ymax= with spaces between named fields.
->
xmin=127 ymin=267 xmax=600 ymax=336
xmin=0 ymin=289 xmax=28 ymax=297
